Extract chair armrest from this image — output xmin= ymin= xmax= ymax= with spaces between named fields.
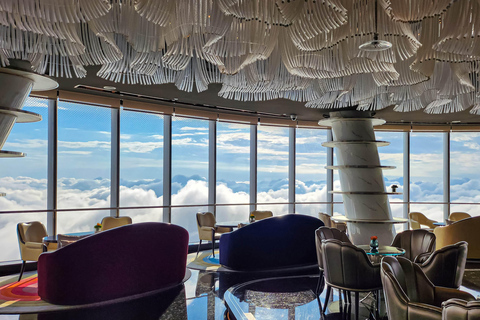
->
xmin=25 ymin=242 xmax=46 ymax=251
xmin=408 ymin=302 xmax=442 ymax=320
xmin=414 ymin=252 xmax=432 ymax=264
xmin=434 ymin=287 xmax=476 ymax=306
xmin=200 ymin=226 xmax=214 ymax=232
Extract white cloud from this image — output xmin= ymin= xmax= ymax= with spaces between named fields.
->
xmin=172 ymin=132 xmax=208 ymax=137
xmin=121 ymin=141 xmax=163 ymax=153
xmin=172 ymin=137 xmax=208 ymax=147
xmin=3 ymin=139 xmax=47 ymax=149
xmin=58 ymin=140 xmax=111 ymax=149
xmin=58 ymin=151 xmax=92 ymax=155
xmin=179 ymin=127 xmax=208 ymax=131
xmin=464 ymin=142 xmax=480 ymax=150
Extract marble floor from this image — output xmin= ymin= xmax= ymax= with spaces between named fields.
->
xmin=0 ymin=259 xmax=478 ymax=320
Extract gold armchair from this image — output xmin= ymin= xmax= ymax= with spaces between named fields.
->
xmin=447 ymin=212 xmax=471 ymax=224
xmin=17 ymin=221 xmax=48 ymax=281
xmin=250 ymin=210 xmax=273 ymax=221
xmin=318 ymin=212 xmax=347 ymax=233
xmin=409 ymin=212 xmax=438 ymax=230
xmin=196 ymin=212 xmax=231 ymax=257
xmin=100 ymin=216 xmax=132 ymax=231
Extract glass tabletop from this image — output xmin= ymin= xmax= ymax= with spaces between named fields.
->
xmin=357 ymin=245 xmax=405 ymax=256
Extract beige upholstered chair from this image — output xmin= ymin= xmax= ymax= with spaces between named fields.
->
xmin=381 ymin=256 xmax=476 ymax=320
xmin=447 ymin=212 xmax=471 ymax=225
xmin=318 ymin=212 xmax=347 ymax=233
xmin=17 ymin=221 xmax=48 ymax=281
xmin=434 ymin=216 xmax=480 ymax=260
xmin=101 ymin=216 xmax=132 ymax=231
xmin=322 ymin=239 xmax=382 ymax=319
xmin=390 ymin=229 xmax=436 ymax=262
xmin=443 ymin=299 xmax=480 ymax=319
xmin=417 ymin=241 xmax=468 ymax=289
xmin=409 ymin=211 xmax=438 ymax=230
xmin=57 ymin=234 xmax=92 ymax=248
xmin=250 ymin=210 xmax=273 ymax=221
xmin=196 ymin=212 xmax=231 ymax=257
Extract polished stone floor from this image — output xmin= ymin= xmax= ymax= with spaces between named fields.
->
xmin=0 ymin=260 xmax=478 ymax=320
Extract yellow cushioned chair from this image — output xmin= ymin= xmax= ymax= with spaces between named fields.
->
xmin=17 ymin=221 xmax=48 ymax=281
xmin=318 ymin=212 xmax=347 ymax=233
xmin=447 ymin=212 xmax=471 ymax=224
xmin=250 ymin=210 xmax=273 ymax=221
xmin=409 ymin=212 xmax=438 ymax=230
xmin=434 ymin=216 xmax=480 ymax=260
xmin=196 ymin=212 xmax=231 ymax=258
xmin=101 ymin=216 xmax=132 ymax=231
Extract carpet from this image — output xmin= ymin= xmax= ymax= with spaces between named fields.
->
xmin=187 ymin=250 xmax=221 ymax=271
xmin=0 ymin=270 xmax=191 ymax=314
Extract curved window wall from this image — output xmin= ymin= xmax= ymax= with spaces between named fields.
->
xmin=0 ymin=96 xmax=479 ymax=261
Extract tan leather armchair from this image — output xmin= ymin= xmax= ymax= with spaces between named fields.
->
xmin=442 ymin=299 xmax=480 ymax=319
xmin=417 ymin=241 xmax=467 ymax=289
xmin=434 ymin=216 xmax=480 ymax=260
xmin=381 ymin=256 xmax=476 ymax=320
xmin=17 ymin=221 xmax=48 ymax=281
xmin=196 ymin=212 xmax=231 ymax=257
xmin=447 ymin=212 xmax=471 ymax=225
xmin=250 ymin=210 xmax=273 ymax=221
xmin=101 ymin=216 xmax=132 ymax=231
xmin=321 ymin=239 xmax=382 ymax=319
xmin=318 ymin=212 xmax=347 ymax=233
xmin=409 ymin=212 xmax=438 ymax=230
xmin=391 ymin=229 xmax=436 ymax=262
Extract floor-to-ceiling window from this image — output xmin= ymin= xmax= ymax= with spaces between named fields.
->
xmin=295 ymin=127 xmax=328 ymax=217
xmin=257 ymin=125 xmax=289 ymax=214
xmin=0 ymin=96 xmax=48 ymax=261
xmin=171 ymin=116 xmax=209 ymax=242
xmin=410 ymin=132 xmax=444 ymax=222
xmin=216 ymin=122 xmax=250 ymax=222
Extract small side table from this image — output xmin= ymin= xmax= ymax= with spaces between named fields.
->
xmin=357 ymin=245 xmax=405 ymax=263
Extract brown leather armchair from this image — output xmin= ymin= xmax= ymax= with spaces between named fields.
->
xmin=442 ymin=299 xmax=480 ymax=319
xmin=101 ymin=216 xmax=132 ymax=231
xmin=249 ymin=210 xmax=273 ymax=221
xmin=381 ymin=256 xmax=476 ymax=320
xmin=391 ymin=229 xmax=436 ymax=262
xmin=417 ymin=241 xmax=468 ymax=289
xmin=409 ymin=212 xmax=438 ymax=230
xmin=196 ymin=212 xmax=231 ymax=257
xmin=321 ymin=239 xmax=382 ymax=319
xmin=17 ymin=221 xmax=48 ymax=281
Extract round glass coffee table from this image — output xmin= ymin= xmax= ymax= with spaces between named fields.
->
xmin=356 ymin=245 xmax=405 ymax=257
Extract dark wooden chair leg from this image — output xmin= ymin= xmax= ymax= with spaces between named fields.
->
xmin=196 ymin=240 xmax=203 ymax=257
xmin=322 ymin=285 xmax=331 ymax=314
xmin=211 ymin=229 xmax=215 ymax=257
xmin=315 ymin=269 xmax=324 ymax=295
xmin=355 ymin=292 xmax=359 ymax=320
xmin=18 ymin=260 xmax=26 ymax=281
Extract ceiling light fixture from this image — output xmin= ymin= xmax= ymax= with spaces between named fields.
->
xmin=359 ymin=0 xmax=392 ymax=52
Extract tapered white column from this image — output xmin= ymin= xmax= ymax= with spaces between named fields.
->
xmin=320 ymin=111 xmax=396 ymax=244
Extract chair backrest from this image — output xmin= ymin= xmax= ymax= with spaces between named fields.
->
xmin=250 ymin=210 xmax=273 ymax=221
xmin=391 ymin=229 xmax=436 ymax=261
xmin=101 ymin=216 xmax=132 ymax=231
xmin=318 ymin=213 xmax=347 ymax=232
xmin=448 ymin=212 xmax=471 ymax=222
xmin=17 ymin=221 xmax=47 ymax=243
xmin=321 ymin=239 xmax=382 ymax=291
xmin=419 ymin=241 xmax=468 ymax=289
xmin=409 ymin=212 xmax=437 ymax=229
xmin=443 ymin=299 xmax=480 ymax=319
xmin=434 ymin=216 xmax=480 ymax=259
xmin=196 ymin=212 xmax=216 ymax=241
xmin=381 ymin=256 xmax=438 ymax=320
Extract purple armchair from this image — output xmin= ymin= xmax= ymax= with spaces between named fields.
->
xmin=38 ymin=222 xmax=189 ymax=305
xmin=219 ymin=214 xmax=324 ymax=271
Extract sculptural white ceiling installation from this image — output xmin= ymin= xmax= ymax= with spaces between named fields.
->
xmin=1 ymin=0 xmax=479 ymax=114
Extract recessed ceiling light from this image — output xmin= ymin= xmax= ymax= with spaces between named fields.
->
xmin=103 ymin=86 xmax=116 ymax=90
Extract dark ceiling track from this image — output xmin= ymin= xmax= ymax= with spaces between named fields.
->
xmin=74 ymin=84 xmax=292 ymax=120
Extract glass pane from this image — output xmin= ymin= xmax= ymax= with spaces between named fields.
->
xmin=120 ymin=109 xmax=163 ymax=207
xmin=450 ymin=132 xmax=480 ymax=217
xmin=57 ymin=209 xmax=110 ymax=234
xmin=171 ymin=206 xmax=209 ymax=243
xmin=295 ymin=204 xmax=327 ymax=218
xmin=256 ymin=204 xmax=289 ymax=215
xmin=0 ymin=212 xmax=48 ymax=261
xmin=57 ymin=101 xmax=111 ymax=209
xmin=0 ymin=96 xmax=49 ymax=211
xmin=216 ymin=205 xmax=250 ymax=223
xmin=171 ymin=116 xmax=209 ymax=206
xmin=377 ymin=131 xmax=404 ymax=201
xmin=257 ymin=126 xmax=289 ymax=206
xmin=119 ymin=208 xmax=163 ymax=222
xmin=216 ymin=122 xmax=250 ymax=207
xmin=295 ymin=128 xmax=328 ymax=208
xmin=410 ymin=132 xmax=444 ymax=221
